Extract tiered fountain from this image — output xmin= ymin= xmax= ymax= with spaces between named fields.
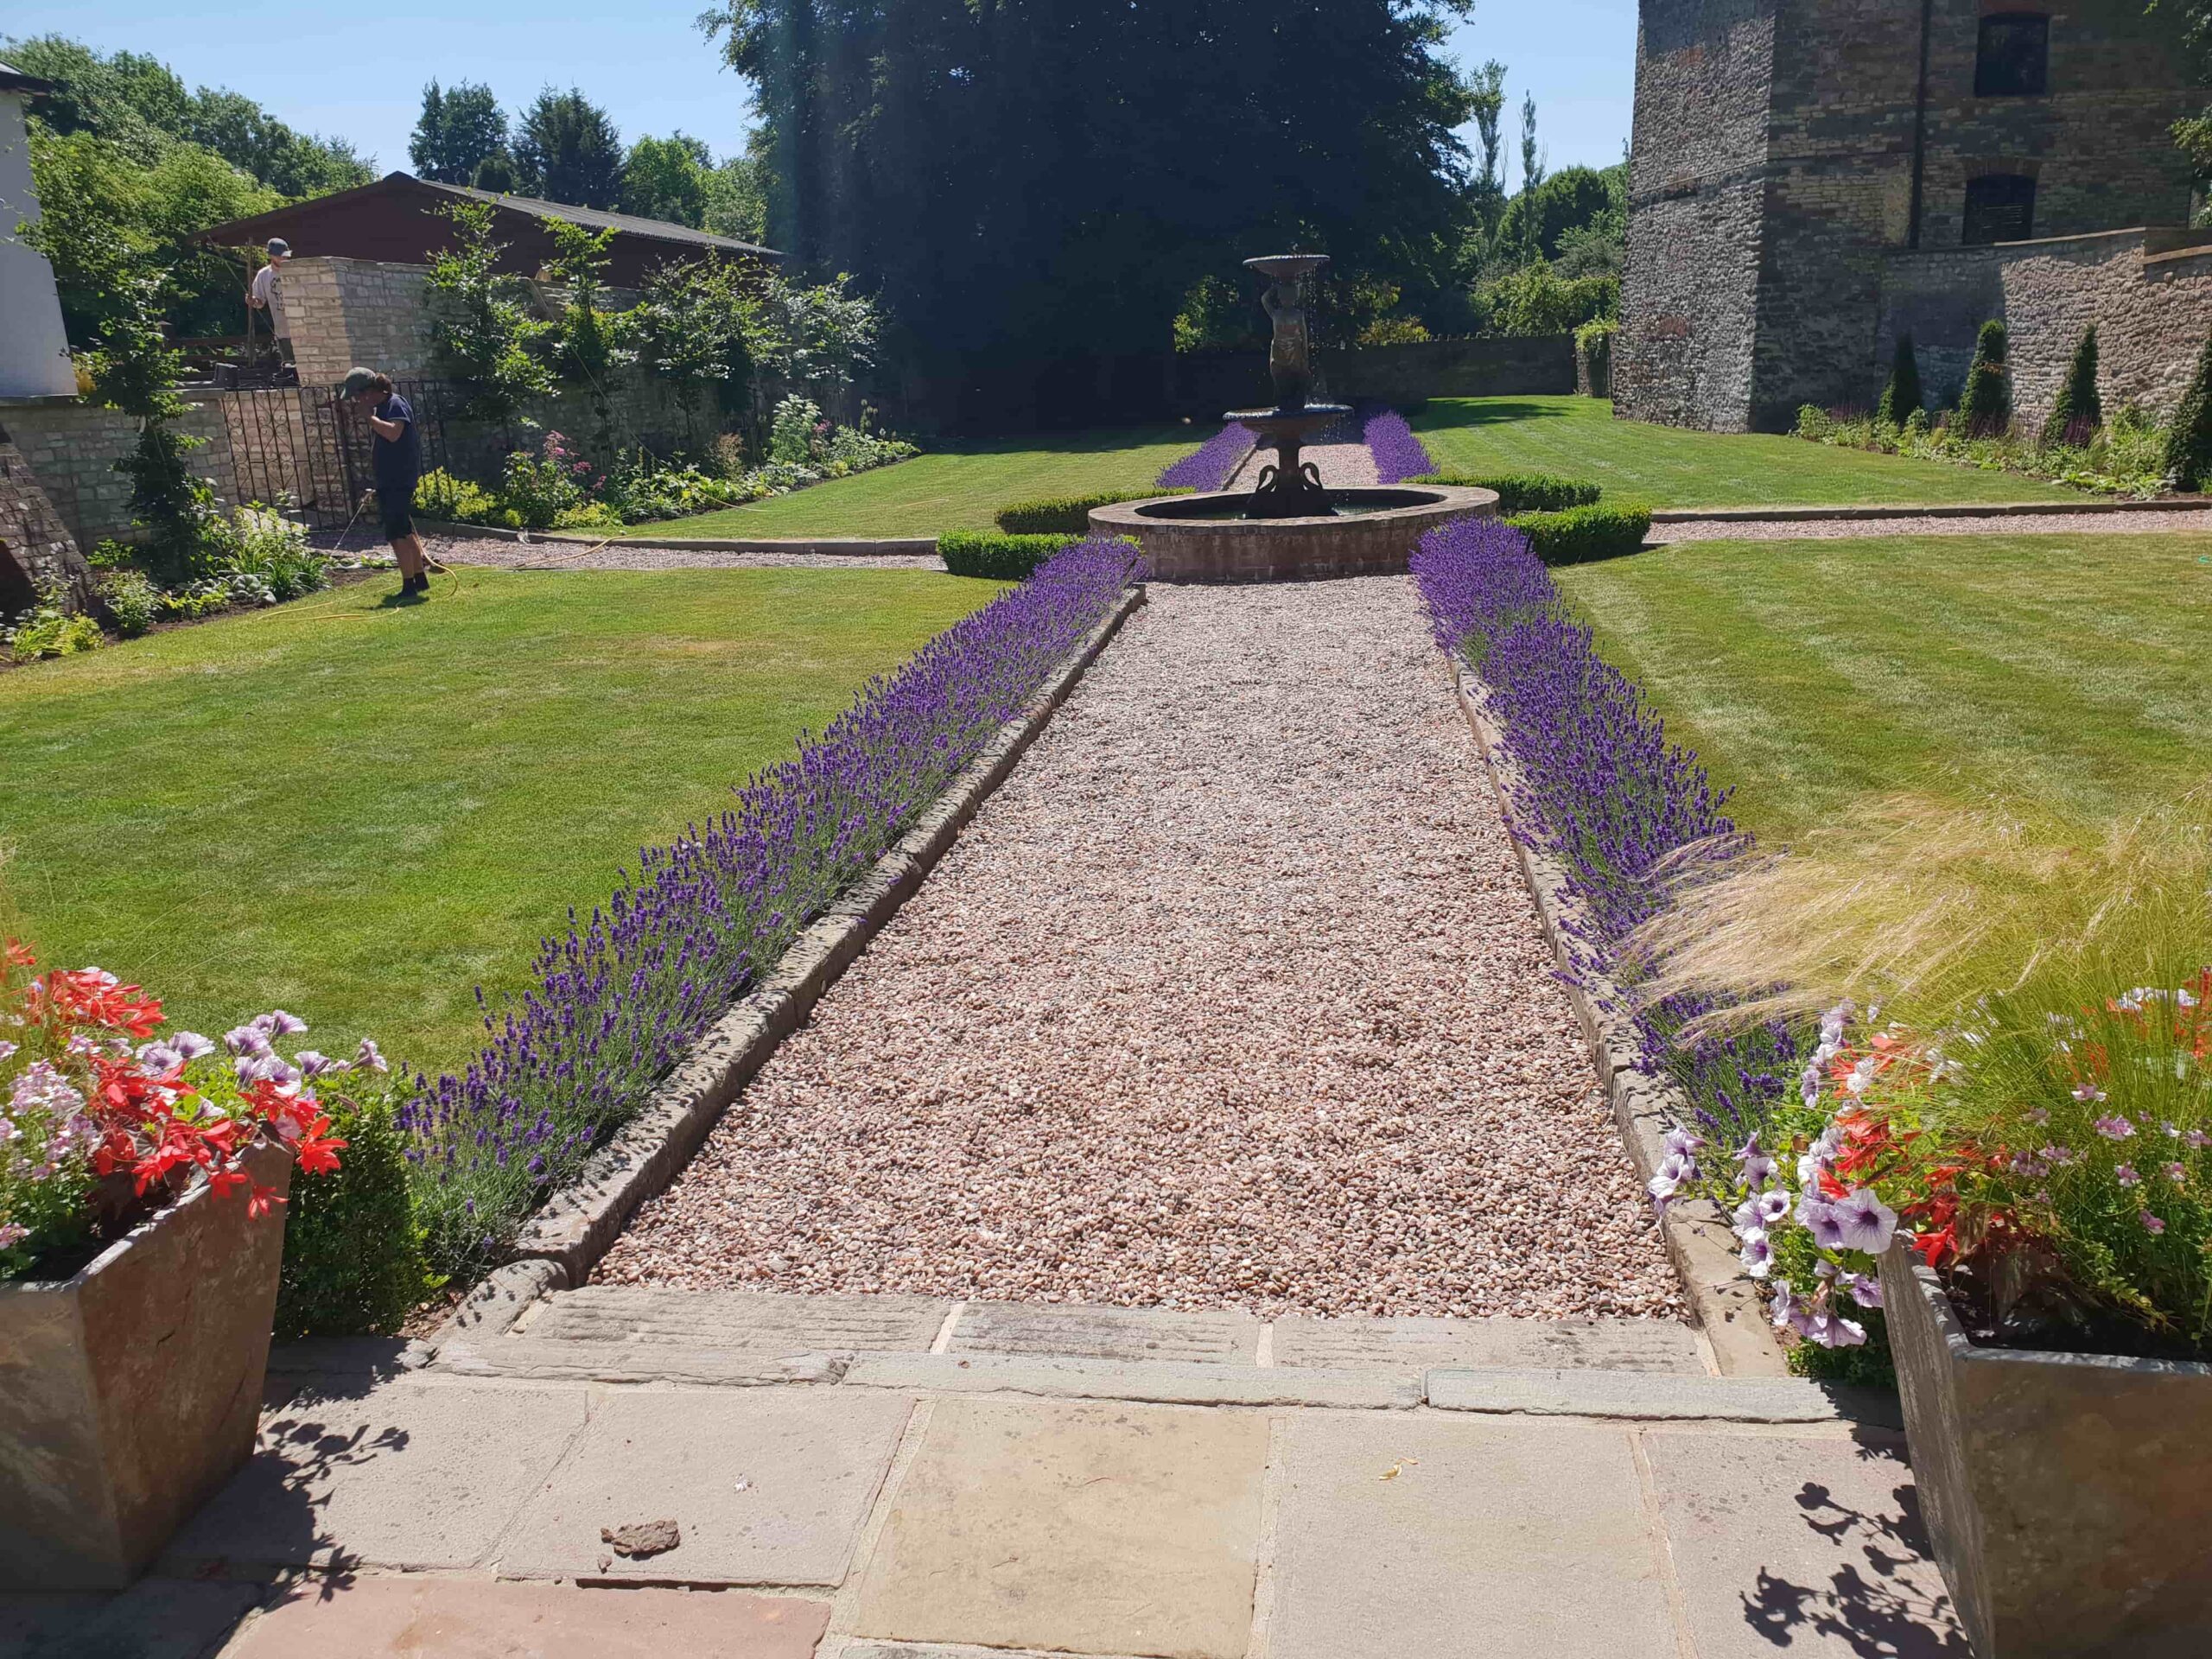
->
xmin=1090 ymin=253 xmax=1494 ymax=582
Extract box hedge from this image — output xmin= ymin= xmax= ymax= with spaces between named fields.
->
xmin=939 ymin=531 xmax=1080 ymax=579
xmin=1504 ymin=501 xmax=1653 ymax=566
xmin=1416 ymin=472 xmax=1603 ymax=515
xmin=995 ymin=488 xmax=1190 ymax=535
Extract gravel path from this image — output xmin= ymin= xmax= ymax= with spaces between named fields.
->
xmin=598 ymin=577 xmax=1682 ymax=1320
xmin=1651 ymin=505 xmax=2212 ymax=543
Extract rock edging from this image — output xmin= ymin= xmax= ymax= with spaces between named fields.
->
xmin=490 ymin=586 xmax=1149 ymax=1290
xmin=1448 ymin=661 xmax=1787 ymax=1377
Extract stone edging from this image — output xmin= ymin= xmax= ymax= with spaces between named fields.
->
xmin=1649 ymin=495 xmax=2212 ymax=524
xmin=413 ymin=516 xmax=939 ymax=556
xmin=472 ymin=587 xmax=1148 ymax=1294
xmin=1448 ymin=662 xmax=1787 ymax=1377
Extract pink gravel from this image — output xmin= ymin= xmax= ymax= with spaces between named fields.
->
xmin=595 ymin=576 xmax=1681 ymax=1320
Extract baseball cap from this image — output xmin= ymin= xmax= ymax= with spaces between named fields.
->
xmin=266 ymin=238 xmax=291 ymax=257
xmin=338 ymin=367 xmax=380 ymax=397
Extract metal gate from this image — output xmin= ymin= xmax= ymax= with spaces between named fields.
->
xmin=215 ymin=382 xmax=457 ymax=530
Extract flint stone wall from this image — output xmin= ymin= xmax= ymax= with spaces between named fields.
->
xmin=0 ymin=423 xmax=92 ymax=611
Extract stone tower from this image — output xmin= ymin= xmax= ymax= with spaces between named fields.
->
xmin=1615 ymin=0 xmax=2198 ymax=432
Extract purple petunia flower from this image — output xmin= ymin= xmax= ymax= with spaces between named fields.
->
xmin=1797 ymin=1198 xmax=1849 ymax=1251
xmin=1738 ymin=1230 xmax=1774 ymax=1278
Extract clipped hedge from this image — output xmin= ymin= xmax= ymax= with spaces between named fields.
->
xmin=1504 ymin=501 xmax=1652 ymax=566
xmin=995 ymin=489 xmax=1189 ymax=535
xmin=1417 ymin=471 xmax=1603 ymax=515
xmin=940 ymin=531 xmax=1079 ymax=579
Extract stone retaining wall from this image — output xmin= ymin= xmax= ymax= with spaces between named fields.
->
xmin=0 ymin=424 xmax=92 ymax=610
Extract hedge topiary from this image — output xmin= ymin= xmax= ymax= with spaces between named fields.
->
xmin=995 ymin=488 xmax=1190 ymax=535
xmin=1958 ymin=320 xmax=2012 ymax=435
xmin=2043 ymin=324 xmax=2102 ymax=445
xmin=940 ymin=531 xmax=1079 ymax=579
xmin=1876 ymin=333 xmax=1923 ymax=429
xmin=1418 ymin=472 xmax=1602 ymax=514
xmin=2163 ymin=330 xmax=2212 ymax=492
xmin=275 ymin=1081 xmax=435 ymax=1338
xmin=1505 ymin=501 xmax=1653 ymax=566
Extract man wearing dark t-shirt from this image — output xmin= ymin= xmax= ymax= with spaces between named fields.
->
xmin=340 ymin=366 xmax=431 ymax=596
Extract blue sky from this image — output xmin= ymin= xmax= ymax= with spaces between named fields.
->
xmin=14 ymin=2 xmax=1637 ymax=183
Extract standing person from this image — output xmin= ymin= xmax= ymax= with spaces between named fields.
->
xmin=340 ymin=367 xmax=432 ymax=597
xmin=247 ymin=238 xmax=290 ymax=363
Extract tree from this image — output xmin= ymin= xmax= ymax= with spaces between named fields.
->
xmin=423 ymin=200 xmax=555 ymax=430
xmin=1516 ymin=93 xmax=1544 ymax=260
xmin=410 ymin=79 xmax=509 ymax=186
xmin=1958 ymin=319 xmax=2012 ymax=435
xmin=1876 ymin=333 xmax=1923 ymax=428
xmin=512 ymin=88 xmax=624 ymax=208
xmin=1496 ymin=166 xmax=1617 ymax=267
xmin=1471 ymin=260 xmax=1616 ymax=336
xmin=2161 ymin=330 xmax=2212 ymax=490
xmin=2043 ymin=324 xmax=2102 ymax=442
xmin=621 ymin=134 xmax=714 ymax=228
xmin=702 ymin=151 xmax=771 ymax=245
xmin=631 ymin=255 xmax=756 ymax=435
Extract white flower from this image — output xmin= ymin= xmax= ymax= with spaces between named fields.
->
xmin=1738 ymin=1229 xmax=1774 ymax=1279
xmin=1754 ymin=1188 xmax=1793 ymax=1227
xmin=1769 ymin=1280 xmax=1796 ymax=1330
xmin=1829 ymin=1188 xmax=1898 ymax=1255
xmin=0 ymin=1040 xmax=15 ymax=1063
xmin=171 ymin=1031 xmax=216 ymax=1062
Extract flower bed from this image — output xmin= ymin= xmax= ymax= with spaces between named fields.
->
xmin=1157 ymin=421 xmax=1256 ymax=492
xmin=1794 ymin=403 xmax=2165 ymax=498
xmin=402 ymin=538 xmax=1143 ymax=1276
xmin=1361 ymin=406 xmax=1436 ymax=484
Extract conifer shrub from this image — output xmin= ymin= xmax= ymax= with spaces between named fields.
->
xmin=2043 ymin=324 xmax=2102 ymax=445
xmin=2162 ymin=331 xmax=2212 ymax=492
xmin=1959 ymin=320 xmax=2012 ymax=435
xmin=1875 ymin=333 xmax=1923 ymax=429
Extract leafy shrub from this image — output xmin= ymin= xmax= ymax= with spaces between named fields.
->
xmin=2 ymin=596 xmax=104 ymax=663
xmin=1575 ymin=315 xmax=1617 ymax=391
xmin=276 ymin=1077 xmax=435 ymax=1338
xmin=226 ymin=505 xmax=327 ymax=601
xmin=770 ymin=393 xmax=824 ymax=464
xmin=940 ymin=531 xmax=1078 ymax=580
xmin=1876 ymin=333 xmax=1923 ymax=429
xmin=995 ymin=491 xmax=1189 ymax=535
xmin=2163 ymin=331 xmax=2212 ymax=491
xmin=499 ymin=431 xmax=594 ymax=529
xmin=1959 ymin=320 xmax=2012 ymax=435
xmin=1421 ymin=472 xmax=1602 ymax=514
xmin=1473 ymin=261 xmax=1618 ymax=337
xmin=415 ymin=467 xmax=499 ymax=524
xmin=1801 ymin=401 xmax=2167 ymax=496
xmin=95 ymin=569 xmax=162 ymax=637
xmin=2044 ymin=324 xmax=2101 ymax=445
xmin=1504 ymin=500 xmax=1652 ymax=564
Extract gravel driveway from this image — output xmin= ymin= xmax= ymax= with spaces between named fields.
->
xmin=597 ymin=577 xmax=1681 ymax=1320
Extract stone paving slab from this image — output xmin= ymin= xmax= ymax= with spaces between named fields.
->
xmin=0 ymin=1579 xmax=263 ymax=1659
xmin=497 ymin=1389 xmax=912 ymax=1586
xmin=1427 ymin=1366 xmax=1884 ymax=1424
xmin=218 ymin=1576 xmax=830 ymax=1657
xmin=852 ymin=1398 xmax=1268 ymax=1659
xmin=1272 ymin=1313 xmax=1704 ymax=1374
xmin=437 ymin=1338 xmax=845 ymax=1387
xmin=1267 ymin=1414 xmax=1678 ymax=1659
xmin=1642 ymin=1428 xmax=1968 ymax=1656
xmin=527 ymin=1287 xmax=953 ymax=1353
xmin=947 ymin=1302 xmax=1261 ymax=1364
xmin=846 ymin=1351 xmax=1420 ymax=1409
xmin=166 ymin=1382 xmax=590 ymax=1573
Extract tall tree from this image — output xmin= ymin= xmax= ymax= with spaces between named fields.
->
xmin=512 ymin=88 xmax=624 ymax=208
xmin=621 ymin=133 xmax=715 ymax=227
xmin=1516 ymin=92 xmax=1544 ymax=259
xmin=410 ymin=79 xmax=509 ymax=185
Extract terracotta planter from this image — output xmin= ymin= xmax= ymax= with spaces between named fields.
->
xmin=1881 ymin=1238 xmax=2212 ymax=1656
xmin=0 ymin=1144 xmax=290 ymax=1589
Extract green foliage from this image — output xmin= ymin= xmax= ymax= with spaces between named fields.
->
xmin=2 ymin=595 xmax=104 ymax=663
xmin=275 ymin=1079 xmax=435 ymax=1339
xmin=221 ymin=505 xmax=328 ymax=600
xmin=1494 ymin=164 xmax=1623 ymax=267
xmin=1876 ymin=333 xmax=1923 ymax=429
xmin=513 ymin=87 xmax=624 ymax=207
xmin=1505 ymin=500 xmax=1652 ymax=565
xmin=94 ymin=568 xmax=162 ymax=637
xmin=631 ymin=255 xmax=755 ymax=424
xmin=1803 ymin=400 xmax=2169 ymax=498
xmin=1959 ymin=319 xmax=2012 ymax=435
xmin=2044 ymin=324 xmax=2103 ymax=444
xmin=1173 ymin=274 xmax=1262 ymax=353
xmin=995 ymin=490 xmax=1191 ymax=534
xmin=1472 ymin=260 xmax=1618 ymax=338
xmin=1574 ymin=316 xmax=1616 ymax=391
xmin=771 ymin=393 xmax=823 ymax=464
xmin=1421 ymin=472 xmax=1601 ymax=514
xmin=2164 ymin=331 xmax=2212 ymax=491
xmin=938 ymin=531 xmax=1078 ymax=580
xmin=702 ymin=149 xmax=771 ymax=245
xmin=747 ymin=272 xmax=881 ymax=391
xmin=410 ymin=79 xmax=509 ymax=186
xmin=424 ymin=200 xmax=555 ymax=426
xmin=621 ymin=132 xmax=715 ymax=228
xmin=414 ymin=468 xmax=499 ymax=524
xmin=543 ymin=219 xmax=626 ymax=438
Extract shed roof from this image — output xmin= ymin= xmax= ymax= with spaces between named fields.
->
xmin=0 ymin=60 xmax=55 ymax=95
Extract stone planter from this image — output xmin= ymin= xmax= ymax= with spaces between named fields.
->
xmin=0 ymin=1143 xmax=291 ymax=1589
xmin=1881 ymin=1237 xmax=2212 ymax=1656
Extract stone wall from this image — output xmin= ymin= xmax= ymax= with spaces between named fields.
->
xmin=0 ymin=397 xmax=239 ymax=552
xmin=1166 ymin=335 xmax=1573 ymax=422
xmin=0 ymin=423 xmax=92 ymax=611
xmin=1879 ymin=227 xmax=2212 ymax=426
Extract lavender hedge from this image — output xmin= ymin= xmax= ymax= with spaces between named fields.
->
xmin=1158 ymin=421 xmax=1255 ymax=491
xmin=403 ymin=539 xmax=1141 ymax=1275
xmin=1408 ymin=516 xmax=1798 ymax=1141
xmin=1362 ymin=406 xmax=1437 ymax=484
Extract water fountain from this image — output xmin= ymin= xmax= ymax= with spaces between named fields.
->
xmin=1090 ymin=253 xmax=1495 ymax=582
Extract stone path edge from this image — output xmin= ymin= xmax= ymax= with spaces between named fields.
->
xmin=410 ymin=585 xmax=1151 ymax=1356
xmin=415 ymin=517 xmax=940 ymax=557
xmin=1447 ymin=660 xmax=1787 ymax=1378
xmin=1648 ymin=494 xmax=2212 ymax=524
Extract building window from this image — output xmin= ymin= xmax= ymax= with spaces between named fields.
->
xmin=1976 ymin=13 xmax=2050 ymax=97
xmin=1962 ymin=174 xmax=2037 ymax=244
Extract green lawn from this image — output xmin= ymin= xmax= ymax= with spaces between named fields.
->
xmin=0 ymin=568 xmax=995 ymax=1076
xmin=1416 ymin=396 xmax=2082 ymax=511
xmin=612 ymin=424 xmax=1205 ymax=539
xmin=1554 ymin=533 xmax=2212 ymax=842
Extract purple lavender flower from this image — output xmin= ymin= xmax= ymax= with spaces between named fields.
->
xmin=1360 ymin=406 xmax=1437 ymax=484
xmin=1158 ymin=423 xmax=1255 ymax=491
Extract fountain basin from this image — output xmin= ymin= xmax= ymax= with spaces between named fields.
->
xmin=1089 ymin=486 xmax=1497 ymax=584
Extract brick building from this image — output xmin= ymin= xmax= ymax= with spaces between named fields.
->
xmin=1616 ymin=0 xmax=2203 ymax=431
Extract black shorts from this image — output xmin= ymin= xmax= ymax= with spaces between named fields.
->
xmin=380 ymin=497 xmax=416 ymax=541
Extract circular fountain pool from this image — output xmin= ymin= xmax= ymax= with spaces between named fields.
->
xmin=1088 ymin=485 xmax=1498 ymax=584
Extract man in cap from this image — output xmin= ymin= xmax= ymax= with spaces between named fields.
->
xmin=247 ymin=238 xmax=290 ymax=363
xmin=340 ymin=367 xmax=433 ymax=597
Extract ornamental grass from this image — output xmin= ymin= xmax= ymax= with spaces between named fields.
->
xmin=402 ymin=539 xmax=1141 ymax=1277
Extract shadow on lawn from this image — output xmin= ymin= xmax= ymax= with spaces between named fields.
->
xmin=1417 ymin=397 xmax=1576 ymax=428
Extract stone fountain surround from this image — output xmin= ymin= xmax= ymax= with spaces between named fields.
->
xmin=1088 ymin=486 xmax=1499 ymax=585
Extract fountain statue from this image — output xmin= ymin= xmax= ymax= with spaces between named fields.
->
xmin=1230 ymin=254 xmax=1351 ymax=519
